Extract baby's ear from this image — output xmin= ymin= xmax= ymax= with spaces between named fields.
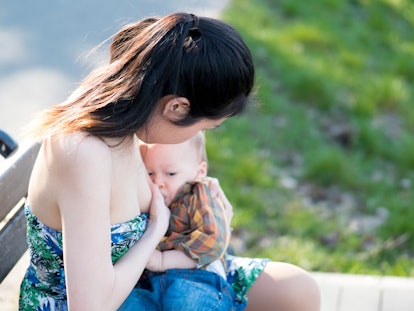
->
xmin=139 ymin=143 xmax=148 ymax=157
xmin=197 ymin=161 xmax=208 ymax=178
xmin=162 ymin=97 xmax=190 ymax=122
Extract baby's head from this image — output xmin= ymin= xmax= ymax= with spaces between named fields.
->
xmin=140 ymin=131 xmax=207 ymax=205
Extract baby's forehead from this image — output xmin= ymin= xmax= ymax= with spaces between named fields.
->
xmin=149 ymin=143 xmax=196 ymax=159
xmin=150 ymin=140 xmax=196 ymax=153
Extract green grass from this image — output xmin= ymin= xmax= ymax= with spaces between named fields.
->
xmin=206 ymin=0 xmax=414 ymax=276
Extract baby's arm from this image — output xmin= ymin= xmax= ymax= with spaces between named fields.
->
xmin=146 ymin=249 xmax=196 ymax=272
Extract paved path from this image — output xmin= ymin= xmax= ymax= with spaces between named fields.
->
xmin=314 ymin=272 xmax=414 ymax=311
xmin=0 ymin=0 xmax=228 ymax=140
xmin=0 ymin=253 xmax=28 ymax=311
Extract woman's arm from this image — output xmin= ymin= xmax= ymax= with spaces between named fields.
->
xmin=53 ymin=136 xmax=169 ymax=310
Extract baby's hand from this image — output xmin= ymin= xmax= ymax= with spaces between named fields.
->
xmin=206 ymin=177 xmax=233 ymax=225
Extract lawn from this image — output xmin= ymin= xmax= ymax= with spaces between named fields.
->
xmin=206 ymin=0 xmax=414 ymax=276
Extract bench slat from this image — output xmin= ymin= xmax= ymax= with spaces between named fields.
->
xmin=0 ymin=141 xmax=40 ymax=283
xmin=0 ymin=204 xmax=27 ymax=282
xmin=0 ymin=142 xmax=40 ymax=220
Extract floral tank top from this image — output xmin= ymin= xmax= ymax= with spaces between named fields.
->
xmin=19 ymin=204 xmax=149 ymax=311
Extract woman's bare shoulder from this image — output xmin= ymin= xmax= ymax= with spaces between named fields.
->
xmin=53 ymin=133 xmax=109 ymax=156
xmin=46 ymin=133 xmax=113 ymax=174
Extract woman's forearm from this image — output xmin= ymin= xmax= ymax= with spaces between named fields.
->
xmin=102 ymin=225 xmax=167 ymax=310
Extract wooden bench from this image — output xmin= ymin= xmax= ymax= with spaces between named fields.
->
xmin=0 ymin=130 xmax=40 ymax=283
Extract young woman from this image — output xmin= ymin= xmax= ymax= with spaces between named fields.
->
xmin=19 ymin=13 xmax=320 ymax=311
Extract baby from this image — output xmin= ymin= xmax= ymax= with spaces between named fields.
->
xmin=140 ymin=131 xmax=231 ymax=278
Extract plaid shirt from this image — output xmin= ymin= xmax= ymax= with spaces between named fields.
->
xmin=157 ymin=179 xmax=229 ymax=268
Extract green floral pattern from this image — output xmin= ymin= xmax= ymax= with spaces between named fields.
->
xmin=19 ymin=205 xmax=149 ymax=311
xmin=226 ymin=254 xmax=270 ymax=309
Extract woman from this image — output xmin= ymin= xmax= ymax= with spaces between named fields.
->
xmin=19 ymin=13 xmax=320 ymax=310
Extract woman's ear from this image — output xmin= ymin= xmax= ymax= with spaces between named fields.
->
xmin=163 ymin=97 xmax=190 ymax=122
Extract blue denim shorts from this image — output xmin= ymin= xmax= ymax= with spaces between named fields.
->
xmin=118 ymin=269 xmax=239 ymax=311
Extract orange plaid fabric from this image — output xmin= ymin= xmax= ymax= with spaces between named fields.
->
xmin=157 ymin=180 xmax=229 ymax=268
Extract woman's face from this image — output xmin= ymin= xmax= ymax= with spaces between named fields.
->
xmin=137 ymin=117 xmax=225 ymax=144
xmin=136 ymin=96 xmax=227 ymax=144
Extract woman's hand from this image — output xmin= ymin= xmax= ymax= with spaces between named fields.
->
xmin=147 ymin=181 xmax=170 ymax=238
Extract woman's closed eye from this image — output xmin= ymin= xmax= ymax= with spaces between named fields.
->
xmin=202 ymin=124 xmax=221 ymax=131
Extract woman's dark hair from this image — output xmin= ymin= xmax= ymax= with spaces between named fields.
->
xmin=29 ymin=13 xmax=254 ymax=139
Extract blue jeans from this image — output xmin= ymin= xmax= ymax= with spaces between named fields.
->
xmin=118 ymin=269 xmax=237 ymax=311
